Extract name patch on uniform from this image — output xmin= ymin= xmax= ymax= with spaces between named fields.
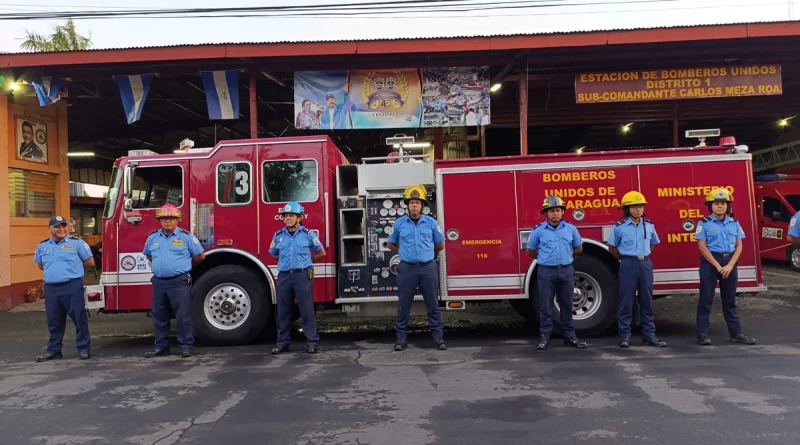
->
xmin=171 ymin=240 xmax=185 ymax=246
xmin=60 ymin=245 xmax=75 ymax=250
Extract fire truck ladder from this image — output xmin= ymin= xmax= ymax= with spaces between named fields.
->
xmin=752 ymin=140 xmax=800 ymax=172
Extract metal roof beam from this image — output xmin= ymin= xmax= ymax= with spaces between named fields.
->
xmin=752 ymin=140 xmax=800 ymax=172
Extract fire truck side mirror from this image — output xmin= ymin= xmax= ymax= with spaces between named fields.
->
xmin=123 ymin=165 xmax=134 ymax=197
xmin=123 ymin=198 xmax=133 ymax=212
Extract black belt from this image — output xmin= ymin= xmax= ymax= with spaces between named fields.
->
xmin=711 ymin=252 xmax=733 ymax=258
xmin=154 ymin=273 xmax=189 ymax=280
xmin=281 ymin=267 xmax=310 ymax=274
xmin=540 ymin=264 xmax=572 ymax=268
xmin=45 ymin=277 xmax=81 ymax=286
xmin=622 ymin=255 xmax=650 ymax=260
xmin=401 ymin=260 xmax=434 ymax=266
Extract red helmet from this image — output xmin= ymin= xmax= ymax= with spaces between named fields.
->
xmin=155 ymin=204 xmax=182 ymax=219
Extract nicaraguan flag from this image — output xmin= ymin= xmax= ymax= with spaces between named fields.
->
xmin=201 ymin=70 xmax=240 ymax=120
xmin=117 ymin=74 xmax=152 ymax=124
xmin=28 ymin=77 xmax=62 ymax=106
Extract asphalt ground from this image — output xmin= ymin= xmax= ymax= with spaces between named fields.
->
xmin=0 ymin=262 xmax=798 ymax=445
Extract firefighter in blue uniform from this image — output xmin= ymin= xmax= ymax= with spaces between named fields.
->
xmin=787 ymin=209 xmax=800 ymax=248
xmin=143 ymin=204 xmax=205 ymax=358
xmin=608 ymin=191 xmax=667 ymax=348
xmin=387 ymin=184 xmax=447 ymax=352
xmin=34 ymin=216 xmax=95 ymax=362
xmin=270 ymin=201 xmax=326 ymax=355
xmin=695 ymin=188 xmax=756 ymax=346
xmin=526 ymin=196 xmax=587 ymax=350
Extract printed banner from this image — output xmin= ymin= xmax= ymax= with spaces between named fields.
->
xmin=293 ymin=66 xmax=490 ymax=130
xmin=575 ymin=65 xmax=783 ymax=104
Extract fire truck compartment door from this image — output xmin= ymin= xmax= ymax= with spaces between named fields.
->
xmin=439 ymin=171 xmax=523 ymax=299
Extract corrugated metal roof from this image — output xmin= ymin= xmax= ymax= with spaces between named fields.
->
xmin=4 ymin=19 xmax=798 ymax=55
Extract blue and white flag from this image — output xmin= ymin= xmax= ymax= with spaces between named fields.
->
xmin=200 ymin=70 xmax=240 ymax=120
xmin=28 ymin=77 xmax=62 ymax=107
xmin=117 ymin=74 xmax=152 ymax=124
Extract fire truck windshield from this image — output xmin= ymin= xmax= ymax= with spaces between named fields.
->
xmin=103 ymin=167 xmax=123 ymax=219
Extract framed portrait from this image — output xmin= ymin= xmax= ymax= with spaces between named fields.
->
xmin=15 ymin=116 xmax=48 ymax=164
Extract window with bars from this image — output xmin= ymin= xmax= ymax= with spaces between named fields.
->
xmin=9 ymin=169 xmax=56 ymax=218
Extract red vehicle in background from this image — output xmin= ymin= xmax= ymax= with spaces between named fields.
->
xmin=88 ymin=133 xmax=766 ymax=345
xmin=754 ymin=174 xmax=800 ymax=270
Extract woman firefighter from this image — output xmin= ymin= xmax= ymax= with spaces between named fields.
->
xmin=694 ymin=188 xmax=756 ymax=346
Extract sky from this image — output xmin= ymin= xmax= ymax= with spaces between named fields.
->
xmin=0 ymin=0 xmax=798 ymax=52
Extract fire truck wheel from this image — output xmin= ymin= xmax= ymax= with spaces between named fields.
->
xmin=787 ymin=246 xmax=800 ymax=271
xmin=557 ymin=255 xmax=619 ymax=337
xmin=191 ymin=265 xmax=272 ymax=346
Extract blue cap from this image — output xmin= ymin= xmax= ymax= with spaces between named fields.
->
xmin=49 ymin=215 xmax=68 ymax=227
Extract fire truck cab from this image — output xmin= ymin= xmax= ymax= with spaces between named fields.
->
xmin=93 ymin=134 xmax=766 ymax=345
xmin=754 ymin=174 xmax=800 ymax=270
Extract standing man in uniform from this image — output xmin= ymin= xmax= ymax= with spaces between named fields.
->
xmin=270 ymin=202 xmax=326 ymax=355
xmin=143 ymin=204 xmax=205 ymax=358
xmin=787 ymin=209 xmax=800 ymax=247
xmin=608 ymin=191 xmax=667 ymax=348
xmin=526 ymin=196 xmax=587 ymax=350
xmin=387 ymin=184 xmax=447 ymax=352
xmin=695 ymin=188 xmax=756 ymax=346
xmin=34 ymin=216 xmax=95 ymax=362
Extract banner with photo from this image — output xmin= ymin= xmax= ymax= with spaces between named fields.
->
xmin=293 ymin=66 xmax=490 ymax=130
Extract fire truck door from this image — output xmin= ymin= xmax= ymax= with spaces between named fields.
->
xmin=258 ymin=144 xmax=330 ymax=300
xmin=114 ymin=161 xmax=191 ymax=310
xmin=439 ymin=171 xmax=524 ymax=299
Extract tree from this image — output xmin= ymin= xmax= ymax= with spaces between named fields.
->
xmin=20 ymin=19 xmax=92 ymax=52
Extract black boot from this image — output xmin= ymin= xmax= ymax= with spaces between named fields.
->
xmin=564 ymin=337 xmax=587 ymax=348
xmin=35 ymin=352 xmax=63 ymax=363
xmin=145 ymin=348 xmax=170 ymax=358
xmin=537 ymin=333 xmax=551 ymax=350
xmin=271 ymin=345 xmax=290 ymax=355
xmin=730 ymin=333 xmax=756 ymax=345
xmin=642 ymin=336 xmax=667 ymax=347
xmin=434 ymin=338 xmax=447 ymax=350
xmin=697 ymin=333 xmax=712 ymax=346
xmin=619 ymin=337 xmax=631 ymax=348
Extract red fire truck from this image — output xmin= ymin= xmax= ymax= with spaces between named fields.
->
xmin=754 ymin=174 xmax=800 ymax=270
xmin=89 ymin=133 xmax=766 ymax=345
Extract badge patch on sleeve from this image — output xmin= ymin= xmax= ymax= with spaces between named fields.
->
xmin=313 ymin=237 xmax=321 ymax=246
xmin=270 ymin=241 xmax=276 ymax=249
xmin=696 ymin=225 xmax=703 ymax=234
xmin=791 ymin=218 xmax=797 ymax=227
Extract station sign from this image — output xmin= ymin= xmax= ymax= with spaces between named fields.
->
xmin=574 ymin=65 xmax=782 ymax=104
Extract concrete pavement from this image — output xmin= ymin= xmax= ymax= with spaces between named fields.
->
xmin=0 ymin=264 xmax=798 ymax=445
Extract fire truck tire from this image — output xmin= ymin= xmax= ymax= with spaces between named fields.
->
xmin=191 ymin=265 xmax=272 ymax=346
xmin=787 ymin=246 xmax=800 ymax=271
xmin=513 ymin=255 xmax=618 ymax=338
xmin=557 ymin=255 xmax=618 ymax=337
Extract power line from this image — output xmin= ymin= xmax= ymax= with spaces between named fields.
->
xmin=0 ymin=0 xmax=681 ymax=20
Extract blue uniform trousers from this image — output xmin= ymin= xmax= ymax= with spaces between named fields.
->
xmin=44 ymin=278 xmax=90 ymax=354
xmin=395 ymin=261 xmax=443 ymax=342
xmin=151 ymin=274 xmax=193 ymax=350
xmin=277 ymin=269 xmax=319 ymax=347
xmin=617 ymin=257 xmax=656 ymax=338
xmin=698 ymin=254 xmax=742 ymax=336
xmin=537 ymin=265 xmax=576 ymax=337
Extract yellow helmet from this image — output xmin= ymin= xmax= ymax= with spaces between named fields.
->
xmin=621 ymin=191 xmax=647 ymax=207
xmin=705 ymin=188 xmax=733 ymax=203
xmin=540 ymin=195 xmax=566 ymax=214
xmin=403 ymin=184 xmax=428 ymax=204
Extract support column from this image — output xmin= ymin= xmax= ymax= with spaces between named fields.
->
xmin=519 ymin=63 xmax=528 ymax=155
xmin=672 ymin=101 xmax=679 ymax=147
xmin=434 ymin=127 xmax=444 ymax=160
xmin=480 ymin=126 xmax=486 ymax=157
xmin=249 ymin=69 xmax=258 ymax=139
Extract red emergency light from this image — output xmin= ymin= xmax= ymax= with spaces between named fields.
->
xmin=719 ymin=136 xmax=736 ymax=147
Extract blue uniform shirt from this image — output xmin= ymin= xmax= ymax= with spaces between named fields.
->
xmin=143 ymin=227 xmax=204 ymax=278
xmin=34 ymin=236 xmax=92 ymax=284
xmin=269 ymin=226 xmax=323 ymax=272
xmin=526 ymin=221 xmax=582 ymax=266
xmin=695 ymin=215 xmax=745 ymax=253
xmin=608 ymin=217 xmax=660 ymax=257
xmin=789 ymin=211 xmax=800 ymax=238
xmin=387 ymin=215 xmax=445 ymax=263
